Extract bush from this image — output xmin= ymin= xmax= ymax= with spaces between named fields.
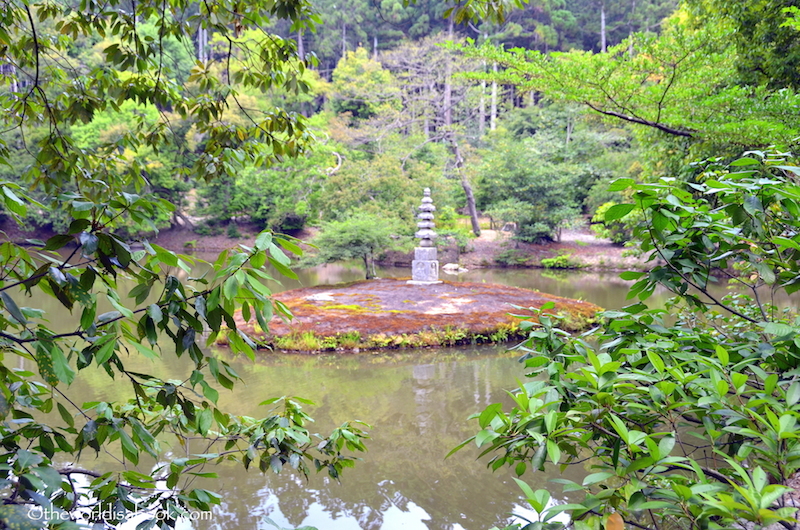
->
xmin=540 ymin=252 xmax=582 ymax=269
xmin=227 ymin=222 xmax=242 ymax=239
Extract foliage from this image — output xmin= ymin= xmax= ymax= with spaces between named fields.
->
xmin=476 ymin=104 xmax=639 ymax=244
xmin=457 ymin=151 xmax=800 ymax=529
xmin=590 ymin=201 xmax=641 ymax=245
xmin=686 ymin=0 xmax=800 ymax=90
xmin=306 ymin=213 xmax=404 ymax=279
xmin=477 ymin=105 xmax=628 ymax=242
xmin=0 ymin=0 xmax=371 ymax=527
xmin=540 ymin=252 xmax=581 ymax=269
xmin=462 ymin=13 xmax=800 ymax=153
xmin=329 ymin=48 xmax=400 ymax=121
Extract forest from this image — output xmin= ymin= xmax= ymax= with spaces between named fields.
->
xmin=0 ymin=0 xmax=684 ymax=248
xmin=4 ymin=0 xmax=800 ymax=529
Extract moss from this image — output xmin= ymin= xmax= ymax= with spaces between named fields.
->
xmin=228 ymin=278 xmax=601 ymax=353
xmin=320 ymin=303 xmax=373 ymax=313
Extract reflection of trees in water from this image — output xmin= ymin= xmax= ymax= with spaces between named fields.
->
xmin=197 ymin=354 xmax=524 ymax=530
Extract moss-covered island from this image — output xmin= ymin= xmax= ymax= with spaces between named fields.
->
xmin=227 ymin=278 xmax=602 ymax=352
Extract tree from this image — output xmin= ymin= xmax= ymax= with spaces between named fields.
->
xmin=0 ymin=0 xmax=369 ymax=527
xmin=307 ymin=213 xmax=404 ymax=279
xmin=459 ymin=150 xmax=800 ymax=529
xmin=685 ymin=0 xmax=800 ymax=90
xmin=329 ymin=48 xmax=401 ymax=121
xmin=476 ymin=103 xmax=634 ymax=242
xmin=461 ymin=11 xmax=800 ymax=155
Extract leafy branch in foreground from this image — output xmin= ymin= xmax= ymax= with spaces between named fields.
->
xmin=459 ymin=151 xmax=800 ymax=530
xmin=0 ymin=0 xmax=370 ymax=527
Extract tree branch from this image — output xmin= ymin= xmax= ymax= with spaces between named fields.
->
xmin=584 ymin=101 xmax=694 ymax=137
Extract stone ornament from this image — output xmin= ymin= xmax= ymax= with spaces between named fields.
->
xmin=408 ymin=188 xmax=442 ymax=285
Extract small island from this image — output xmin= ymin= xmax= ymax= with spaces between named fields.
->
xmin=229 ymin=189 xmax=601 ymax=352
xmin=230 ymin=277 xmax=601 ymax=352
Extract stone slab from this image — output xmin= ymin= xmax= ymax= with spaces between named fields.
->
xmin=414 ymin=247 xmax=438 ymax=261
xmin=411 ymin=259 xmax=439 ymax=282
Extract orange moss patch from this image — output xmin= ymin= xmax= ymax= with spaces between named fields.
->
xmin=229 ymin=278 xmax=602 ymax=353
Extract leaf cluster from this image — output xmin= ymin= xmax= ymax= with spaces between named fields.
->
xmin=459 ymin=151 xmax=800 ymax=529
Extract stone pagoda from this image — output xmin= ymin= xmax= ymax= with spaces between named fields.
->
xmin=407 ymin=188 xmax=442 ymax=285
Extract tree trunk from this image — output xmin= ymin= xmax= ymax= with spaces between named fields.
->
xmin=490 ymin=63 xmax=498 ymax=131
xmin=298 ymin=30 xmax=304 ymax=59
xmin=565 ymin=115 xmax=573 ymax=145
xmin=478 ymin=34 xmax=488 ymax=134
xmin=342 ymin=21 xmax=347 ymax=57
xmin=449 ymin=136 xmax=481 ymax=237
xmin=373 ymin=34 xmax=378 ymax=60
xmin=600 ymin=2 xmax=607 ymax=52
xmin=627 ymin=0 xmax=636 ymax=57
xmin=479 ymin=77 xmax=486 ymax=135
xmin=443 ymin=18 xmax=454 ymax=127
xmin=197 ymin=26 xmax=208 ymax=62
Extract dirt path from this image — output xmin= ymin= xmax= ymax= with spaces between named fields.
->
xmin=382 ymin=226 xmax=648 ymax=271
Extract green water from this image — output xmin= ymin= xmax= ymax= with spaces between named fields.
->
xmin=35 ymin=261 xmax=795 ymax=530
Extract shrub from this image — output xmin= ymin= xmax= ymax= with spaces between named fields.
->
xmin=540 ymin=252 xmax=582 ymax=269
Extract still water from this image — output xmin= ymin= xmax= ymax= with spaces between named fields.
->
xmin=50 ymin=261 xmax=778 ymax=530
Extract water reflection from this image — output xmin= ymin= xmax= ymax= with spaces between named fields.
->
xmin=37 ymin=260 xmax=798 ymax=530
xmin=105 ymin=346 xmax=547 ymax=530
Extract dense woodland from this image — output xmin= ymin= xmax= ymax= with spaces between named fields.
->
xmin=5 ymin=1 xmax=800 ymax=530
xmin=6 ymin=0 xmax=799 ymax=250
xmin=0 ymin=0 xmax=683 ymax=246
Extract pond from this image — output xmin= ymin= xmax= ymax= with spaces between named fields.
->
xmin=46 ymin=260 xmax=795 ymax=530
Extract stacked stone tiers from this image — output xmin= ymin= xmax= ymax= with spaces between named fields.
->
xmin=408 ymin=188 xmax=442 ymax=285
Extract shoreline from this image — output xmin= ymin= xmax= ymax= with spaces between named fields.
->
xmin=3 ymin=220 xmax=648 ymax=272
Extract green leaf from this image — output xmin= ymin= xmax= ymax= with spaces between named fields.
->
xmin=57 ymin=403 xmax=74 ymax=428
xmin=80 ymin=305 xmax=96 ymax=330
xmin=715 ymin=344 xmax=729 ymax=366
xmin=129 ymin=341 xmax=159 ymax=360
xmin=607 ymin=178 xmax=635 ymax=192
xmin=2 ymin=186 xmax=27 ymax=216
xmin=79 ymin=232 xmax=99 ymax=254
xmin=1 ymin=292 xmax=27 ymax=324
xmin=646 ymin=350 xmax=665 ymax=372
xmin=730 ymin=157 xmax=760 ymax=166
xmin=478 ymin=403 xmax=503 ymax=429
xmin=763 ymin=322 xmax=795 ymax=337
xmin=50 ymin=344 xmax=75 ymax=385
xmin=15 ymin=450 xmax=43 ymax=470
xmin=95 ymin=338 xmax=117 ymax=365
xmin=147 ymin=303 xmax=163 ymax=323
xmin=197 ymin=408 xmax=213 ymax=435
xmin=583 ymin=472 xmax=614 ymax=486
xmin=475 ymin=429 xmax=498 ymax=447
xmin=605 ymin=203 xmax=635 ymax=221
xmin=546 ymin=439 xmax=561 ymax=465
xmin=268 ymin=256 xmax=298 ymax=280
